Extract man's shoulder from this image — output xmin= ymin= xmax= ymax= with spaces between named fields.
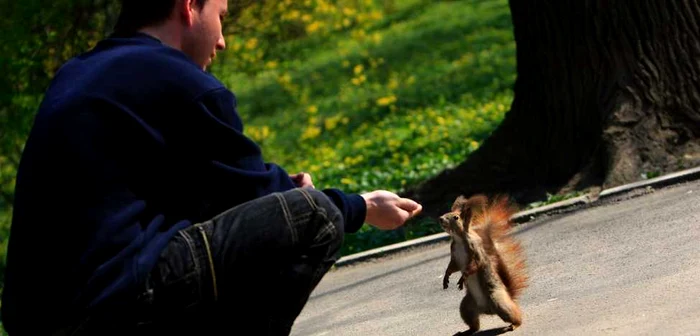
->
xmin=62 ymin=33 xmax=226 ymax=97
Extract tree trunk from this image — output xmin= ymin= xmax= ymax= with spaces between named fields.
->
xmin=402 ymin=0 xmax=700 ymax=217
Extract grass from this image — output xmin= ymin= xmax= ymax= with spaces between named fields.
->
xmin=212 ymin=0 xmax=517 ymax=255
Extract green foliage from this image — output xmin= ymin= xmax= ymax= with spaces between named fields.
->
xmin=211 ymin=0 xmax=516 ymax=256
xmin=526 ymin=191 xmax=584 ymax=209
xmin=641 ymin=171 xmax=661 ymax=180
xmin=0 ymin=0 xmax=121 ymax=211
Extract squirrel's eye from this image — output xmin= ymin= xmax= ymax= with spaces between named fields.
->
xmin=452 ymin=215 xmax=459 ymax=220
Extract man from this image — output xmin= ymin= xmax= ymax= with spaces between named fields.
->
xmin=0 ymin=0 xmax=422 ymax=335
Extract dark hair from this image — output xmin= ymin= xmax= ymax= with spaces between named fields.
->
xmin=114 ymin=0 xmax=208 ymax=33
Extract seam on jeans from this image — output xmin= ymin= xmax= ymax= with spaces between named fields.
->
xmin=179 ymin=229 xmax=201 ymax=285
xmin=298 ymin=188 xmax=318 ymax=211
xmin=275 ymin=192 xmax=298 ymax=244
xmin=298 ymin=189 xmax=338 ymax=243
xmin=315 ymin=219 xmax=336 ymax=242
xmin=312 ymin=209 xmax=338 ymax=244
xmin=64 ymin=315 xmax=92 ymax=336
xmin=289 ymin=212 xmax=313 ymax=226
xmin=197 ymin=225 xmax=219 ymax=301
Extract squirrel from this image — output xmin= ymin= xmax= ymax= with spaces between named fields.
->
xmin=438 ymin=194 xmax=528 ymax=335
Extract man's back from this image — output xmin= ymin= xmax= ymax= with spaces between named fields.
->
xmin=1 ymin=32 xmax=295 ymax=334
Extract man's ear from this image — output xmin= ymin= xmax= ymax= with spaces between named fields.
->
xmin=177 ymin=0 xmax=197 ymax=27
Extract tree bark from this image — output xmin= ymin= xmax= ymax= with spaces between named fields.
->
xmin=402 ymin=0 xmax=700 ymax=217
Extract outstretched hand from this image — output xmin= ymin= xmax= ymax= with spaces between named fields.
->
xmin=361 ymin=190 xmax=422 ymax=230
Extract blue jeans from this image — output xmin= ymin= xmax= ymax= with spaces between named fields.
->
xmin=62 ymin=188 xmax=345 ymax=336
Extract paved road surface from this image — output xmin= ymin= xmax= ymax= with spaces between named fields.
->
xmin=290 ymin=180 xmax=700 ymax=336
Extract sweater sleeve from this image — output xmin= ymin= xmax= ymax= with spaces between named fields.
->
xmin=321 ymin=189 xmax=367 ymax=233
xmin=188 ymin=87 xmax=366 ymax=233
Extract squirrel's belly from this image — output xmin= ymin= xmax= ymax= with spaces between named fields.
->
xmin=466 ymin=275 xmax=488 ymax=309
xmin=453 ymin=241 xmax=469 ymax=270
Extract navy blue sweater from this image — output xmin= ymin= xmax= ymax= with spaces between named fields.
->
xmin=1 ymin=32 xmax=366 ymax=334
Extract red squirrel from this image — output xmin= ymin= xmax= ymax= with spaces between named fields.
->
xmin=439 ymin=194 xmax=528 ymax=335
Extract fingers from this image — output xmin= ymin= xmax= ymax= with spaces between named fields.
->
xmin=361 ymin=190 xmax=423 ymax=230
xmin=302 ymin=173 xmax=315 ymax=188
xmin=380 ymin=199 xmax=422 ymax=229
xmin=290 ymin=172 xmax=314 ymax=188
xmin=397 ymin=197 xmax=423 ymax=218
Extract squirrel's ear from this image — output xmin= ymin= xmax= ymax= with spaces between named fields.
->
xmin=451 ymin=195 xmax=468 ymax=212
xmin=459 ymin=203 xmax=473 ymax=228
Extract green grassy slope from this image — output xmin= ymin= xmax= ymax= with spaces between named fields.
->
xmin=213 ymin=0 xmax=516 ymax=255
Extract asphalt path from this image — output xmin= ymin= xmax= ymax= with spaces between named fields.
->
xmin=290 ymin=180 xmax=700 ymax=336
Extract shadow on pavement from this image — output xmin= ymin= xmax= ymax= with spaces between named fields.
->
xmin=450 ymin=326 xmax=513 ymax=336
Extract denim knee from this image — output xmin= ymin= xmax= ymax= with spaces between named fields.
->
xmin=298 ymin=188 xmax=344 ymax=243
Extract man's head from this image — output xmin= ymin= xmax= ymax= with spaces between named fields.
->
xmin=115 ymin=0 xmax=228 ymax=70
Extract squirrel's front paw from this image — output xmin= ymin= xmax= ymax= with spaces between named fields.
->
xmin=457 ymin=276 xmax=465 ymax=290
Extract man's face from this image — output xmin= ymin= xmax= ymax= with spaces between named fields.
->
xmin=182 ymin=0 xmax=227 ymax=70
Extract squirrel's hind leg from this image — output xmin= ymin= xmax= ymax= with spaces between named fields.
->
xmin=491 ymin=289 xmax=523 ymax=331
xmin=458 ymin=292 xmax=481 ymax=335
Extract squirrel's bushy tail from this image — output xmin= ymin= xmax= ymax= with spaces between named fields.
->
xmin=474 ymin=195 xmax=529 ymax=301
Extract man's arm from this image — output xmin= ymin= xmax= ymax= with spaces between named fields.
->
xmin=185 ymin=87 xmax=368 ymax=232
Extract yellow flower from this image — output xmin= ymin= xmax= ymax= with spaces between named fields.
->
xmin=306 ymin=21 xmax=322 ymax=34
xmin=324 ymin=115 xmax=342 ymax=130
xmin=301 ymin=126 xmax=321 ymax=140
xmin=376 ymin=95 xmax=397 ymax=106
xmin=388 ymin=77 xmax=399 ymax=90
xmin=341 ymin=178 xmax=355 ymax=185
xmin=470 ymin=141 xmax=480 ymax=149
xmin=307 ymin=105 xmax=318 ymax=114
xmin=351 ymin=75 xmax=366 ymax=85
xmin=353 ymin=64 xmax=364 ymax=75
xmin=278 ymin=73 xmax=292 ymax=84
xmin=286 ymin=10 xmax=301 ymax=20
xmin=352 ymin=139 xmax=371 ymax=149
xmin=245 ymin=38 xmax=258 ymax=50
